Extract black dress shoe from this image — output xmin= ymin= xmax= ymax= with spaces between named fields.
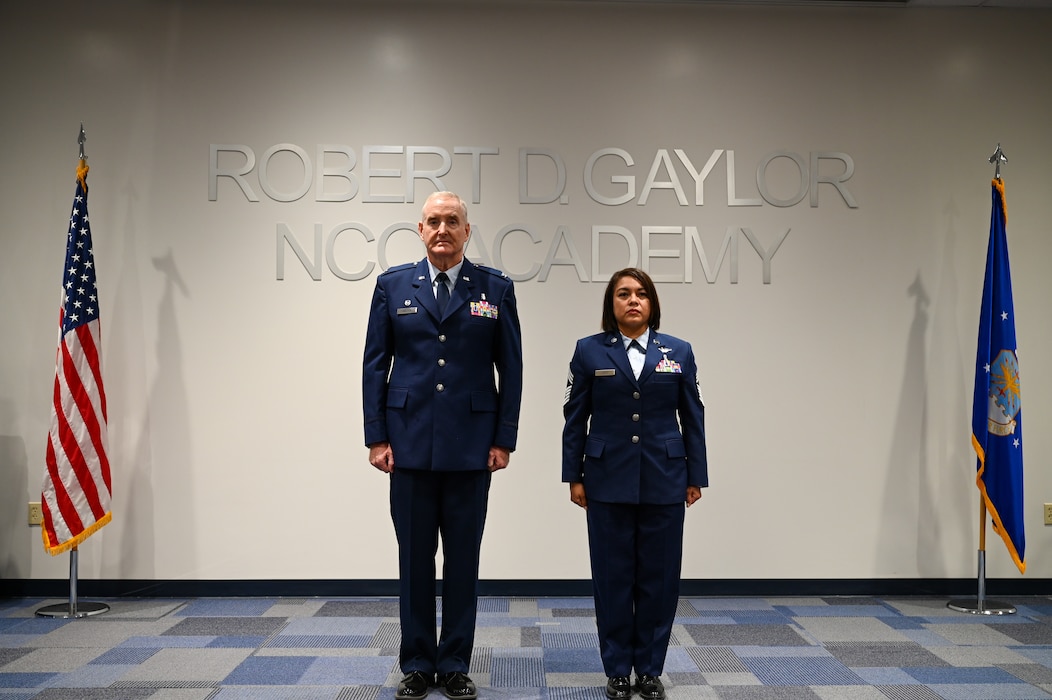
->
xmin=396 ymin=671 xmax=434 ymax=700
xmin=438 ymin=671 xmax=477 ymax=700
xmin=606 ymin=675 xmax=632 ymax=699
xmin=635 ymin=674 xmax=665 ymax=700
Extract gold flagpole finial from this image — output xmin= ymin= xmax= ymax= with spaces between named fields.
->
xmin=76 ymin=124 xmax=89 ymax=190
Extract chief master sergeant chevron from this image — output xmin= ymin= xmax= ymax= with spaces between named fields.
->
xmin=362 ymin=191 xmax=524 ymax=700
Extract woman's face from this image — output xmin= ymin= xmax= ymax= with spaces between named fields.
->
xmin=612 ymin=275 xmax=651 ymax=336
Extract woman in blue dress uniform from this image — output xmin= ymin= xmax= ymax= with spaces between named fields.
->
xmin=562 ymin=268 xmax=708 ymax=700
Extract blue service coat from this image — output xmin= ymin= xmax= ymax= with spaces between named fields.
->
xmin=562 ymin=331 xmax=707 ymax=503
xmin=363 ymin=258 xmax=523 ymax=469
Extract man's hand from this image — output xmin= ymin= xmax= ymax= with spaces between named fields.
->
xmin=368 ymin=442 xmax=394 ymax=473
xmin=686 ymin=486 xmax=702 ymax=507
xmin=570 ymin=482 xmax=587 ymax=509
xmin=488 ymin=446 xmax=510 ymax=472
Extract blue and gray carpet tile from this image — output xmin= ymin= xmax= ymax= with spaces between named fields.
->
xmin=3 ymin=595 xmax=1052 ymax=699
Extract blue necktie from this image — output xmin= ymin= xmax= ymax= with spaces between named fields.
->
xmin=436 ymin=272 xmax=450 ymax=314
xmin=629 ymin=339 xmax=645 ymax=379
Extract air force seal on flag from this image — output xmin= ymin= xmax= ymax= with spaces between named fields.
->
xmin=987 ymin=349 xmax=1021 ymax=437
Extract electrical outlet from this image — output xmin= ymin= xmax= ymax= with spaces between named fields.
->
xmin=1044 ymin=504 xmax=1052 ymax=526
xmin=28 ymin=502 xmax=43 ymax=526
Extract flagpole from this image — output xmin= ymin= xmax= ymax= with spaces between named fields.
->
xmin=948 ymin=499 xmax=1015 ymax=615
xmin=947 ymin=144 xmax=1016 ymax=617
xmin=36 ymin=546 xmax=110 ymax=618
xmin=35 ymin=125 xmax=111 ymax=620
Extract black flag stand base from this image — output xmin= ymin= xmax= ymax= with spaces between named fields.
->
xmin=947 ymin=549 xmax=1016 ymax=616
xmin=36 ymin=547 xmax=110 ymax=619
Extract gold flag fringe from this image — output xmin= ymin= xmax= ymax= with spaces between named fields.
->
xmin=42 ymin=511 xmax=111 ymax=557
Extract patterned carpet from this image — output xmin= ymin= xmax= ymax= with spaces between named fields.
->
xmin=3 ymin=595 xmax=1052 ymax=699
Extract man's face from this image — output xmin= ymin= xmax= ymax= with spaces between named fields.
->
xmin=419 ymin=195 xmax=470 ymax=267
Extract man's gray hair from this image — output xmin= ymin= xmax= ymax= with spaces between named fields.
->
xmin=421 ymin=191 xmax=468 ymax=221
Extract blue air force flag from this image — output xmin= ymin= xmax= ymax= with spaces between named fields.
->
xmin=972 ymin=179 xmax=1024 ymax=574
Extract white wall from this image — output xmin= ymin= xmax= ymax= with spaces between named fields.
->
xmin=1 ymin=0 xmax=1050 ymax=584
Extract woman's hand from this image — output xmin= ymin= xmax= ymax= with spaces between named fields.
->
xmin=686 ymin=485 xmax=702 ymax=507
xmin=570 ymin=482 xmax=587 ymax=509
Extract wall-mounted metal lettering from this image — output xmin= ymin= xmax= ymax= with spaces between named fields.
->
xmin=276 ymin=222 xmax=790 ymax=284
xmin=210 ymin=144 xmax=856 ymax=209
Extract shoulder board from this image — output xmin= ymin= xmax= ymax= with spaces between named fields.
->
xmin=380 ymin=262 xmax=416 ymax=277
xmin=471 ymin=263 xmax=510 ymax=279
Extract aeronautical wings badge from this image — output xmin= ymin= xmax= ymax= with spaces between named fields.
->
xmin=987 ymin=349 xmax=1021 ymax=437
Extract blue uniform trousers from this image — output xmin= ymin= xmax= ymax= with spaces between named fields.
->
xmin=390 ymin=468 xmax=492 ymax=675
xmin=586 ymin=499 xmax=685 ymax=678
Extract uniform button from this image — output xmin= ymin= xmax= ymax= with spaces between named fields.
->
xmin=436 ymin=383 xmax=445 ymax=392
xmin=631 ymin=435 xmax=640 ymax=443
xmin=438 ymin=359 xmax=446 ymax=367
xmin=438 ymin=334 xmax=447 ymax=342
xmin=632 ymin=414 xmax=640 ymax=422
xmin=633 ymin=392 xmax=640 ymax=399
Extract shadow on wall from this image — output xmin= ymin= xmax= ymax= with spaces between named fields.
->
xmin=876 ymin=195 xmax=975 ymax=578
xmin=876 ymin=271 xmax=932 ymax=575
xmin=101 ymin=247 xmax=195 ymax=581
xmin=920 ymin=196 xmax=974 ymax=575
xmin=0 ymin=399 xmax=31 ymax=578
xmin=98 ymin=182 xmax=162 ymax=581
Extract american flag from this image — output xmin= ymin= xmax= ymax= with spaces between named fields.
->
xmin=41 ymin=159 xmax=112 ymax=555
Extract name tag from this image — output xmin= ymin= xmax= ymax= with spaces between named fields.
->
xmin=396 ymin=307 xmax=418 ymax=315
xmin=595 ymin=369 xmax=616 ymax=377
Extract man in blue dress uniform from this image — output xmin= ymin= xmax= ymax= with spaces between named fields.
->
xmin=363 ymin=191 xmax=523 ymax=700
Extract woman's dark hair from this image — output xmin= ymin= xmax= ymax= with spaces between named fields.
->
xmin=601 ymin=267 xmax=661 ymax=333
